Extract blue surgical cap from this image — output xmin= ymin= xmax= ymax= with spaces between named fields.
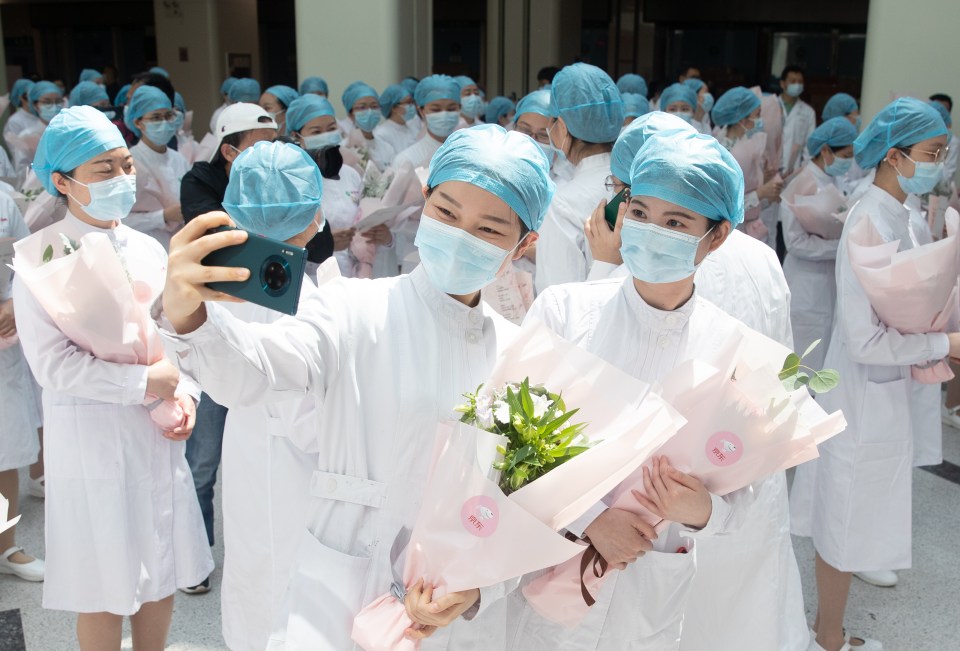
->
xmin=224 ymin=141 xmax=323 ymax=242
xmin=400 ymin=78 xmax=419 ymax=95
xmin=929 ymin=100 xmax=952 ymax=129
xmin=455 ymin=76 xmax=477 ymax=92
xmin=711 ymin=87 xmax=761 ymax=127
xmin=33 ymin=106 xmax=127 ymax=196
xmin=822 ymin=93 xmax=858 ymax=121
xmin=427 ymin=125 xmax=556 ymax=231
xmin=515 ymin=89 xmax=556 ymax=119
xmin=621 ymin=93 xmax=650 ymax=119
xmin=265 ymin=85 xmax=300 ymax=109
xmin=551 ymin=63 xmax=625 ymax=144
xmin=174 ymin=92 xmax=187 ymax=113
xmin=286 ymin=94 xmax=336 ymax=133
xmin=228 ymin=78 xmax=261 ymax=104
xmin=485 ymin=96 xmax=515 ymax=124
xmin=28 ymin=81 xmax=63 ymax=116
xmin=379 ymin=84 xmax=412 ymax=118
xmin=11 ymin=79 xmax=35 ymax=107
xmin=115 ymin=84 xmax=131 ymax=106
xmin=79 ymin=69 xmax=102 ymax=84
xmin=221 ymin=76 xmax=238 ymax=96
xmin=683 ymin=79 xmax=706 ymax=94
xmin=299 ymin=76 xmax=328 ymax=96
xmin=150 ymin=66 xmax=170 ymax=78
xmin=69 ymin=81 xmax=109 ymax=108
xmin=124 ymin=85 xmax=172 ymax=137
xmin=630 ymin=129 xmax=745 ymax=227
xmin=414 ymin=75 xmax=461 ymax=108
xmin=617 ymin=74 xmax=648 ymax=98
xmin=342 ymin=81 xmax=379 ymax=113
xmin=611 ymin=112 xmax=696 ymax=184
xmin=659 ymin=83 xmax=698 ymax=112
xmin=807 ymin=117 xmax=859 ymax=156
xmin=854 ymin=97 xmax=949 ymax=169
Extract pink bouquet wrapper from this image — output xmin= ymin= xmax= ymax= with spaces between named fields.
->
xmin=757 ymin=88 xmax=784 ymax=173
xmin=351 ymin=321 xmax=685 ymax=650
xmin=848 ymin=207 xmax=960 ymax=383
xmin=782 ymin=175 xmax=847 ymax=240
xmin=12 ymin=224 xmax=185 ymax=429
xmin=523 ymin=324 xmax=846 ymax=627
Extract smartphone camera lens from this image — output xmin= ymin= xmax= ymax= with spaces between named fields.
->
xmin=260 ymin=256 xmax=291 ymax=297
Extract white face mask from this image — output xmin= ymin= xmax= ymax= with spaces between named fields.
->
xmin=302 ymin=131 xmax=342 ymax=150
xmin=66 ymin=174 xmax=138 ymax=222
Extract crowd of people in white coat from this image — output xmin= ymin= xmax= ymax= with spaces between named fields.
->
xmin=0 ymin=59 xmax=957 ymax=651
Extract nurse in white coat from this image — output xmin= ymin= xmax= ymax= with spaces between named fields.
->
xmin=510 ymin=128 xmax=751 ymax=650
xmin=341 ymin=82 xmax=396 ymax=171
xmin=374 ymin=84 xmax=420 ymax=156
xmin=13 ymin=106 xmax=212 ymax=651
xmin=808 ymin=98 xmax=959 ymax=651
xmin=156 ymin=125 xmax=555 ymax=651
xmin=215 ymin=141 xmax=327 ymax=651
xmin=124 ymin=86 xmax=189 ymax=249
xmin=535 ymin=63 xmax=625 ymax=292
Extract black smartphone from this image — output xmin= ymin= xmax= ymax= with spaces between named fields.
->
xmin=202 ymin=226 xmax=308 ymax=316
xmin=604 ymin=187 xmax=629 ymax=230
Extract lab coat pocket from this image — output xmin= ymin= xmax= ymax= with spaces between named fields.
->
xmin=284 ymin=528 xmax=374 ymax=651
xmin=856 ymin=378 xmax=911 ymax=446
xmin=43 ymin=403 xmax=124 ymax=480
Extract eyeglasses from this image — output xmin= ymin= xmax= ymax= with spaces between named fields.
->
xmin=38 ymin=100 xmax=65 ymax=108
xmin=142 ymin=111 xmax=177 ymax=123
xmin=901 ymin=145 xmax=950 ymax=163
xmin=604 ymin=175 xmax=629 ymax=194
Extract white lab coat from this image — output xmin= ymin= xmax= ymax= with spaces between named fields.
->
xmin=346 ymin=129 xmax=396 ymax=171
xmin=393 ymin=134 xmax=442 ymax=171
xmin=374 ymin=118 xmax=419 ymax=158
xmin=780 ymin=98 xmax=816 ymax=176
xmin=2 ymin=110 xmax=45 ymax=182
xmin=534 ymin=153 xmax=611 ymax=292
xmin=12 ymin=211 xmax=212 ymax=614
xmin=810 ymin=185 xmax=950 ymax=572
xmin=128 ymin=142 xmax=191 ymax=250
xmin=220 ymin=297 xmax=320 ymax=651
xmin=322 ymin=165 xmax=363 ymax=277
xmin=0 ymin=201 xmax=40 ymax=472
xmin=943 ymin=133 xmax=959 ymax=187
xmin=508 ymin=279 xmax=739 ymax=650
xmin=160 ymin=266 xmax=518 ymax=651
xmin=781 ymin=162 xmax=842 ymax=371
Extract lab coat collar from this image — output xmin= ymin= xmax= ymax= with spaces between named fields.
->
xmin=806 ymin=160 xmax=832 ymax=184
xmin=864 ymin=184 xmax=909 ymax=219
xmin=619 ymin=275 xmax=698 ymax=331
xmin=409 ymin=264 xmax=488 ymax=326
xmin=573 ymin=152 xmax=612 ymax=178
xmin=62 ymin=209 xmax=121 ymax=238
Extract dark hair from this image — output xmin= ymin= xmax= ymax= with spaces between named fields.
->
xmin=537 ymin=66 xmax=560 ymax=83
xmin=211 ymin=131 xmax=245 ymax=164
xmin=424 ymin=186 xmax=531 ymax=239
xmin=780 ymin=65 xmax=804 ymax=82
xmin=930 ymin=93 xmax=953 ymax=112
xmin=131 ymin=72 xmax=175 ymax=104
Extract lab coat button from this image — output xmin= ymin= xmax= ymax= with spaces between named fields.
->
xmin=657 ymin=335 xmax=670 ymax=349
xmin=466 ymin=332 xmax=479 ymax=344
xmin=324 ymin=477 xmax=338 ymax=493
xmin=665 ymin=315 xmax=679 ymax=328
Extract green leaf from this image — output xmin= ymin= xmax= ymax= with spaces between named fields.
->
xmin=808 ymin=369 xmax=840 ymax=394
xmin=801 ymin=339 xmax=822 ymax=360
xmin=519 ymin=383 xmax=535 ymax=419
xmin=42 ymin=244 xmax=53 ymax=263
xmin=779 ymin=353 xmax=801 ymax=380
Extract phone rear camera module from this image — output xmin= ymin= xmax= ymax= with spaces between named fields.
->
xmin=260 ymin=255 xmax=291 ymax=297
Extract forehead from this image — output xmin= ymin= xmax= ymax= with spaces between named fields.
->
xmin=303 ymin=115 xmax=336 ymax=130
xmin=425 ymin=99 xmax=460 ymax=111
xmin=82 ymin=147 xmax=132 ymax=165
xmin=432 ymin=179 xmax=516 ymax=219
xmin=517 ymin=113 xmax=551 ymax=128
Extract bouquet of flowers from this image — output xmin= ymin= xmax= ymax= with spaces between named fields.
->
xmin=781 ymin=172 xmax=847 ymax=240
xmin=351 ymin=321 xmax=685 ymax=650
xmin=522 ymin=323 xmax=846 ymax=626
xmin=12 ymin=223 xmax=186 ymax=430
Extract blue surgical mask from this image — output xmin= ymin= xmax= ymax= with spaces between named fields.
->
xmin=824 ymin=154 xmax=853 ymax=177
xmin=536 ymin=142 xmax=556 ymax=170
xmin=461 ymin=95 xmax=484 ymax=119
xmin=620 ymin=220 xmax=715 ymax=284
xmin=66 ymin=174 xmax=138 ymax=222
xmin=103 ymin=110 xmax=117 ymax=121
xmin=546 ymin=122 xmax=570 ymax=167
xmin=701 ymin=93 xmax=715 ymax=114
xmin=853 ymin=116 xmax=862 ymax=131
xmin=425 ymin=111 xmax=460 ymax=139
xmin=143 ymin=119 xmax=178 ymax=145
xmin=173 ymin=111 xmax=185 ymax=132
xmin=302 ymin=131 xmax=342 ymax=150
xmin=38 ymin=103 xmax=62 ymax=123
xmin=414 ymin=215 xmax=517 ymax=295
xmin=355 ymin=108 xmax=382 ymax=132
xmin=786 ymin=83 xmax=804 ymax=98
xmin=896 ymin=153 xmax=944 ymax=195
xmin=672 ymin=110 xmax=694 ymax=124
xmin=403 ymin=104 xmax=417 ymax=122
xmin=746 ymin=117 xmax=764 ymax=136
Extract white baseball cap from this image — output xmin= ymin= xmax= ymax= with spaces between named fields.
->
xmin=214 ymin=102 xmax=278 ymax=141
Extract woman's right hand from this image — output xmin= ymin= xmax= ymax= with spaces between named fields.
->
xmin=162 ymin=212 xmax=250 ymax=334
xmin=163 ymin=203 xmax=184 ymax=226
xmin=584 ymin=199 xmax=625 ymax=265
xmin=757 ymin=177 xmax=784 ymax=202
xmin=146 ymin=358 xmax=180 ymax=401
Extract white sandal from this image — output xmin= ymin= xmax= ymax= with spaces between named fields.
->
xmin=0 ymin=545 xmax=45 ymax=581
xmin=26 ymin=475 xmax=45 ymax=499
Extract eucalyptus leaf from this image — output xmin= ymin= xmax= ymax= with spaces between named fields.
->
xmin=808 ymin=369 xmax=840 ymax=394
xmin=780 ymin=353 xmax=801 ymax=377
xmin=42 ymin=244 xmax=53 ymax=263
xmin=801 ymin=339 xmax=822 ymax=360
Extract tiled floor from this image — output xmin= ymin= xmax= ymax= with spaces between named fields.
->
xmin=2 ymin=429 xmax=958 ymax=650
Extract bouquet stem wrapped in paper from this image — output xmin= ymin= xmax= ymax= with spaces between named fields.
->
xmin=522 ymin=324 xmax=846 ymax=627
xmin=848 ymin=207 xmax=960 ymax=383
xmin=11 ymin=225 xmax=185 ymax=429
xmin=351 ymin=321 xmax=685 ymax=650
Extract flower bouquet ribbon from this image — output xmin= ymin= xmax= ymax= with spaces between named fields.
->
xmin=351 ymin=320 xmax=685 ymax=650
xmin=848 ymin=206 xmax=960 ymax=383
xmin=782 ymin=173 xmax=847 ymax=240
xmin=522 ymin=323 xmax=847 ymax=627
xmin=11 ymin=222 xmax=185 ymax=429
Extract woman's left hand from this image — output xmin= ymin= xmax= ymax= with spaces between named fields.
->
xmin=163 ymin=394 xmax=197 ymax=442
xmin=632 ymin=456 xmax=712 ymax=530
xmin=403 ymin=578 xmax=480 ymax=640
xmin=361 ymin=224 xmax=393 ymax=247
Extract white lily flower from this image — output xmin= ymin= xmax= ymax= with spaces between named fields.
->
xmin=493 ymin=400 xmax=512 ymax=425
xmin=531 ymin=393 xmax=553 ymax=419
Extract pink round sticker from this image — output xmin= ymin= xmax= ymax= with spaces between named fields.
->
xmin=705 ymin=432 xmax=744 ymax=467
xmin=460 ymin=496 xmax=499 ymax=538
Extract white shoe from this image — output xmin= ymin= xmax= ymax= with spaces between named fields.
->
xmin=841 ymin=636 xmax=883 ymax=651
xmin=942 ymin=404 xmax=960 ymax=429
xmin=0 ymin=546 xmax=45 ymax=581
xmin=854 ymin=570 xmax=897 ymax=587
xmin=26 ymin=476 xmax=44 ymax=499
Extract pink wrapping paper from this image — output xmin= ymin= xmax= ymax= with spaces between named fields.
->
xmin=12 ymin=225 xmax=185 ymax=429
xmin=782 ymin=175 xmax=847 ymax=240
xmin=351 ymin=321 xmax=685 ymax=650
xmin=848 ymin=207 xmax=960 ymax=383
xmin=756 ymin=88 xmax=783 ymax=173
xmin=523 ymin=324 xmax=846 ymax=627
